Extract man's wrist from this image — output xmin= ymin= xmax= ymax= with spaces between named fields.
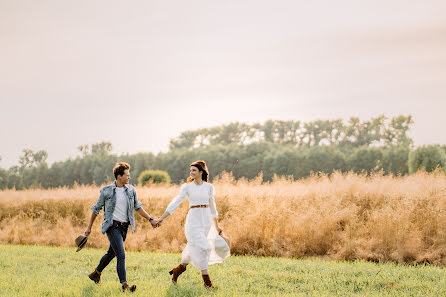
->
xmin=149 ymin=217 xmax=154 ymax=222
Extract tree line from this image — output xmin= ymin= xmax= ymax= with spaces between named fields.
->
xmin=1 ymin=115 xmax=445 ymax=190
xmin=169 ymin=115 xmax=414 ymax=150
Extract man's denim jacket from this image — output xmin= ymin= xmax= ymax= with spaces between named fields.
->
xmin=91 ymin=182 xmax=143 ymax=234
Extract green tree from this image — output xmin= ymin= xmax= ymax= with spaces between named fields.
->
xmin=384 ymin=115 xmax=414 ymax=147
xmin=7 ymin=166 xmax=23 ymax=189
xmin=347 ymin=146 xmax=384 ymax=174
xmin=0 ymin=168 xmax=8 ymax=190
xmin=91 ymin=142 xmax=113 ymax=155
xmin=46 ymin=161 xmax=64 ymax=188
xmin=168 ymin=116 xmax=413 ymax=150
xmin=169 ymin=130 xmax=200 ymax=150
xmin=22 ymin=163 xmax=49 ymax=188
xmin=304 ymin=146 xmax=347 ymax=174
xmin=18 ymin=149 xmax=48 ymax=171
xmin=77 ymin=144 xmax=90 ymax=157
xmin=121 ymin=152 xmax=157 ymax=184
xmin=263 ymin=146 xmax=307 ymax=180
xmin=408 ymin=145 xmax=446 ymax=173
xmin=382 ymin=146 xmax=410 ymax=175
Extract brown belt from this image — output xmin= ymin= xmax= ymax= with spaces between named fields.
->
xmin=113 ymin=220 xmax=129 ymax=227
xmin=190 ymin=205 xmax=209 ymax=209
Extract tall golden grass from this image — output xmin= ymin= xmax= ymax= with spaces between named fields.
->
xmin=1 ymin=171 xmax=446 ymax=265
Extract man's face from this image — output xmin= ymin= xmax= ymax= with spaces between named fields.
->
xmin=117 ymin=169 xmax=130 ymax=185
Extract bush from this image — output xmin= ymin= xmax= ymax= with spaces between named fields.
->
xmin=408 ymin=145 xmax=446 ymax=174
xmin=138 ymin=170 xmax=171 ymax=185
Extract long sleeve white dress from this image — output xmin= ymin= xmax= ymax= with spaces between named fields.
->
xmin=166 ymin=181 xmax=230 ymax=270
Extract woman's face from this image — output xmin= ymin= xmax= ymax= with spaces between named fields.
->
xmin=189 ymin=166 xmax=202 ymax=180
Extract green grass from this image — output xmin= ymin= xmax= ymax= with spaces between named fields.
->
xmin=0 ymin=244 xmax=445 ymax=297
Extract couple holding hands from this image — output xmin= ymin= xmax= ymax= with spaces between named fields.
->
xmin=82 ymin=160 xmax=230 ymax=292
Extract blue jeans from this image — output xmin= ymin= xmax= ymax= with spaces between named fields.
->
xmin=96 ymin=223 xmax=129 ymax=283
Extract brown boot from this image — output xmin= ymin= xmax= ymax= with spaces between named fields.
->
xmin=169 ymin=264 xmax=187 ymax=283
xmin=122 ymin=282 xmax=137 ymax=292
xmin=88 ymin=269 xmax=101 ymax=284
xmin=202 ymin=274 xmax=215 ymax=289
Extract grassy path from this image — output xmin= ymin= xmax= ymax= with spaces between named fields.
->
xmin=0 ymin=244 xmax=445 ymax=296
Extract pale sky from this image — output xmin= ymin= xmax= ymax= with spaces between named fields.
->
xmin=1 ymin=0 xmax=445 ymax=168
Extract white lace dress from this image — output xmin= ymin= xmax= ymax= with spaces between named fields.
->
xmin=166 ymin=182 xmax=230 ymax=270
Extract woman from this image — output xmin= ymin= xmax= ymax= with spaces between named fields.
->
xmin=157 ymin=160 xmax=230 ymax=288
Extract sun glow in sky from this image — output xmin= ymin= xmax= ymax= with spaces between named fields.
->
xmin=1 ymin=0 xmax=446 ymax=167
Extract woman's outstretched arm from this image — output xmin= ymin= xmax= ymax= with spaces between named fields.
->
xmin=157 ymin=184 xmax=188 ymax=225
xmin=157 ymin=211 xmax=171 ymax=225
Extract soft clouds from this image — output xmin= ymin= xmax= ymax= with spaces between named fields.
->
xmin=1 ymin=0 xmax=445 ymax=167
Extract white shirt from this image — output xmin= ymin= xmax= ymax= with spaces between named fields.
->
xmin=166 ymin=182 xmax=218 ymax=217
xmin=113 ymin=187 xmax=129 ymax=222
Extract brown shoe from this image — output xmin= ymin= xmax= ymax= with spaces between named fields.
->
xmin=88 ymin=269 xmax=101 ymax=284
xmin=122 ymin=283 xmax=136 ymax=292
xmin=202 ymin=274 xmax=215 ymax=289
xmin=169 ymin=264 xmax=187 ymax=283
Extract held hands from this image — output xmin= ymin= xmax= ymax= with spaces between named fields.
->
xmin=155 ymin=218 xmax=164 ymax=228
xmin=150 ymin=219 xmax=160 ymax=229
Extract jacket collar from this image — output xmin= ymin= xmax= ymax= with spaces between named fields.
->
xmin=112 ymin=181 xmax=129 ymax=190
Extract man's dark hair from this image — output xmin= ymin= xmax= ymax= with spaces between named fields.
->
xmin=113 ymin=162 xmax=131 ymax=179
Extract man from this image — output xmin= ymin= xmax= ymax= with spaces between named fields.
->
xmin=83 ymin=162 xmax=158 ymax=292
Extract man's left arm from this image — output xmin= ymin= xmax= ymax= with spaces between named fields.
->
xmin=136 ymin=208 xmax=158 ymax=228
xmin=133 ymin=188 xmax=158 ymax=228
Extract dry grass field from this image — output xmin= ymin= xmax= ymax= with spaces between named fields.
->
xmin=1 ymin=171 xmax=446 ymax=265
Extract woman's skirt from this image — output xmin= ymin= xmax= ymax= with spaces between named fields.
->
xmin=181 ymin=207 xmax=230 ymax=270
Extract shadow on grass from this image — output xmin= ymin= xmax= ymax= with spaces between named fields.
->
xmin=164 ymin=283 xmax=207 ymax=297
xmin=81 ymin=284 xmax=96 ymax=296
